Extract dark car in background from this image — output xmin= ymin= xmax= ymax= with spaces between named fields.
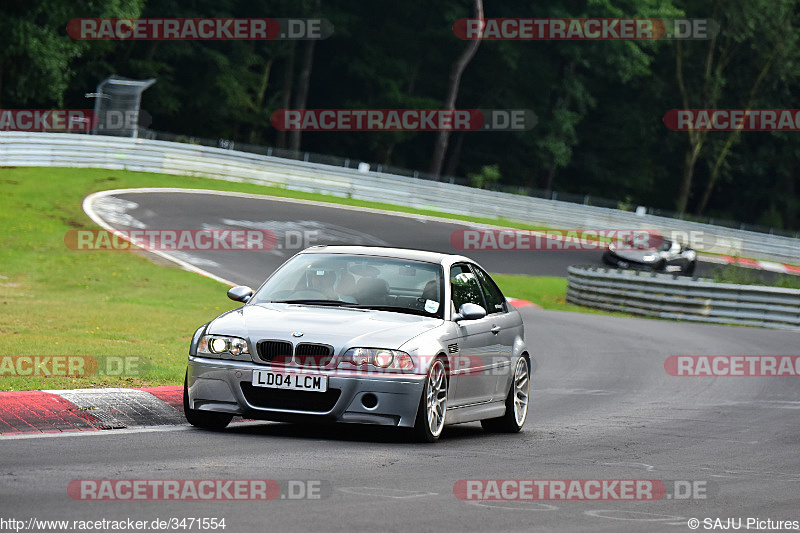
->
xmin=603 ymin=238 xmax=697 ymax=275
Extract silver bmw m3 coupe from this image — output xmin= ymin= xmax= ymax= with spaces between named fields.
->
xmin=184 ymin=246 xmax=530 ymax=442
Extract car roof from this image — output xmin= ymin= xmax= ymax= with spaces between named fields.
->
xmin=299 ymin=245 xmax=473 ymax=265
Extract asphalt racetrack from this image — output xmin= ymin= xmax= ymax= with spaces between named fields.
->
xmin=2 ymin=189 xmax=797 ymax=532
xmin=82 ymin=188 xmax=751 ymax=284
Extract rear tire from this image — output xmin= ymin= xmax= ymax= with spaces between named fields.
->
xmin=413 ymin=358 xmax=448 ymax=443
xmin=183 ymin=372 xmax=233 ymax=430
xmin=481 ymin=357 xmax=530 ymax=433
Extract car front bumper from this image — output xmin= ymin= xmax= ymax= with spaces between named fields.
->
xmin=187 ymin=356 xmax=426 ymax=428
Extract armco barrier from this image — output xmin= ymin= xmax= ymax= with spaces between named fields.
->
xmin=1 ymin=131 xmax=799 ymax=263
xmin=566 ymin=265 xmax=800 ymax=329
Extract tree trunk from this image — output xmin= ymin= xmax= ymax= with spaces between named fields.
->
xmin=543 ymin=60 xmax=577 ymax=195
xmin=677 ymin=140 xmax=702 ymax=214
xmin=785 ymin=164 xmax=797 ymax=229
xmin=144 ymin=41 xmax=159 ymax=62
xmin=674 ymin=33 xmax=715 ymax=214
xmin=544 ymin=162 xmax=557 ymax=196
xmin=443 ymin=132 xmax=465 ymax=177
xmin=288 ymin=0 xmax=320 ymax=153
xmin=249 ymin=59 xmax=273 ymax=144
xmin=695 ymin=50 xmax=777 ymax=215
xmin=380 ymin=143 xmax=394 ymax=166
xmin=428 ymin=0 xmax=483 ymax=177
xmin=276 ymin=42 xmax=296 ymax=149
xmin=288 ymin=38 xmax=316 ymax=153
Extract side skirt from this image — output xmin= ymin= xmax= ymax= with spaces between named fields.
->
xmin=445 ymin=401 xmax=506 ymax=425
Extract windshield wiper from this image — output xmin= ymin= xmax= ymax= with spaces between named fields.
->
xmin=272 ymin=299 xmax=350 ymax=306
xmin=347 ymin=305 xmax=436 ymax=317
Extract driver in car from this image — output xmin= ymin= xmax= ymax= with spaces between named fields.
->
xmin=306 ymin=267 xmax=339 ymax=299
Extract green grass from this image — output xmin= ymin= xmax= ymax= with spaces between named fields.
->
xmin=492 ymin=274 xmax=630 ymax=315
xmin=710 ymin=264 xmax=800 ymax=289
xmin=0 ymin=166 xmax=612 ymax=391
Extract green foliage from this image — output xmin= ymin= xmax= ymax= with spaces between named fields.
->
xmin=468 ymin=164 xmax=501 ymax=189
xmin=711 ymin=265 xmax=800 ymax=289
xmin=0 ymin=0 xmax=145 ymax=106
xmin=1 ymin=0 xmax=799 ymax=230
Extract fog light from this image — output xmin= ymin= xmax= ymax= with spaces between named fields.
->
xmin=361 ymin=393 xmax=378 ymax=409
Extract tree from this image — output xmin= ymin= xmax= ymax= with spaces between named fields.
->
xmin=468 ymin=164 xmax=501 ymax=189
xmin=428 ymin=0 xmax=483 ymax=177
xmin=694 ymin=0 xmax=800 ymax=215
xmin=0 ymin=0 xmax=144 ymax=107
xmin=672 ymin=0 xmax=800 ymax=215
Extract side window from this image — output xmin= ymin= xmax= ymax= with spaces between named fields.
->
xmin=473 ymin=266 xmax=507 ymax=314
xmin=450 ymin=264 xmax=485 ymax=312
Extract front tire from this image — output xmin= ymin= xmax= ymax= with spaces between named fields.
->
xmin=482 ymin=356 xmax=530 ymax=433
xmin=413 ymin=358 xmax=448 ymax=443
xmin=183 ymin=372 xmax=233 ymax=430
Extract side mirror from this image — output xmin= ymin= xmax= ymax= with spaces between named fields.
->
xmin=227 ymin=285 xmax=253 ymax=303
xmin=453 ymin=302 xmax=486 ymax=322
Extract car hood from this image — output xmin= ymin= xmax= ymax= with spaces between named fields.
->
xmin=207 ymin=303 xmax=443 ymax=352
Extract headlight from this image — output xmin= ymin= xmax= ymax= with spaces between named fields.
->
xmin=608 ymin=242 xmax=617 ymax=251
xmin=209 ymin=338 xmax=228 ymax=354
xmin=197 ymin=335 xmax=249 ymax=357
xmin=340 ymin=348 xmax=413 ymax=371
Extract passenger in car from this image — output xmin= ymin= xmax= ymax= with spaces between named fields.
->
xmin=354 ymin=277 xmax=389 ymax=304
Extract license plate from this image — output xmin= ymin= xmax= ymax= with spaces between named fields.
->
xmin=252 ymin=369 xmax=328 ymax=392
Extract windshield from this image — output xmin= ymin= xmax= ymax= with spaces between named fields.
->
xmin=252 ymin=253 xmax=444 ymax=318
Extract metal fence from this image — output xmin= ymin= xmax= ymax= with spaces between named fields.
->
xmin=1 ymin=131 xmax=799 ymax=264
xmin=566 ymin=265 xmax=800 ymax=330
